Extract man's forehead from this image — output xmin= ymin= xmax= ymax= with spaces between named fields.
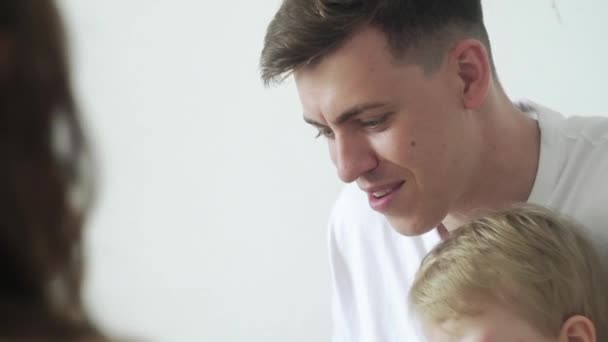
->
xmin=295 ymin=69 xmax=396 ymax=123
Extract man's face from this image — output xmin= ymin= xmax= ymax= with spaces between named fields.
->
xmin=294 ymin=27 xmax=481 ymax=236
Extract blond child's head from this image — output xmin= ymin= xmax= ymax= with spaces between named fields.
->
xmin=409 ymin=204 xmax=608 ymax=342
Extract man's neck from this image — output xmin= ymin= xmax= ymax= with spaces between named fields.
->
xmin=443 ymin=98 xmax=541 ymax=232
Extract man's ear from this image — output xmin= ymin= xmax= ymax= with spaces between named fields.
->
xmin=558 ymin=315 xmax=596 ymax=342
xmin=448 ymin=39 xmax=491 ymax=110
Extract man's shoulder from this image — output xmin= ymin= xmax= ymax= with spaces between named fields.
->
xmin=533 ymin=103 xmax=608 ymax=183
xmin=535 ymin=102 xmax=608 ymax=144
xmin=532 ymin=104 xmax=608 ymax=244
xmin=547 ymin=109 xmax=608 ymax=174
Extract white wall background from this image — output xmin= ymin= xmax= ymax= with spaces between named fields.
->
xmin=56 ymin=1 xmax=608 ymax=341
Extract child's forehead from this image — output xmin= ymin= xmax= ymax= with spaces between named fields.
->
xmin=421 ymin=304 xmax=548 ymax=342
xmin=423 ymin=317 xmax=499 ymax=342
xmin=426 ymin=304 xmax=494 ymax=330
xmin=422 ymin=316 xmax=470 ymax=340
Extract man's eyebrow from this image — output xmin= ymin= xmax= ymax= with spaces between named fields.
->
xmin=335 ymin=102 xmax=388 ymax=125
xmin=303 ymin=101 xmax=389 ymax=127
xmin=303 ymin=116 xmax=324 ymax=127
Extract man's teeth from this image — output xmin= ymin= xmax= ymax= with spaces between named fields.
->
xmin=373 ymin=189 xmax=392 ymax=198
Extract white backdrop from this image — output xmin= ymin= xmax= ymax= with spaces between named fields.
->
xmin=56 ymin=1 xmax=608 ymax=341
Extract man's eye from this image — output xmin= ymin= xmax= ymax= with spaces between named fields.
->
xmin=361 ymin=118 xmax=383 ymax=128
xmin=360 ymin=112 xmax=392 ymax=129
xmin=315 ymin=128 xmax=334 ymax=139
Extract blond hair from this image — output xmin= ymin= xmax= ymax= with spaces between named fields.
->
xmin=409 ymin=204 xmax=608 ymax=339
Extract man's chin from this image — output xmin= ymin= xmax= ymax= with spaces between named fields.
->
xmin=386 ymin=215 xmax=438 ymax=237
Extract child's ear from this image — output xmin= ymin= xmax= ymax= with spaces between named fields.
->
xmin=558 ymin=315 xmax=596 ymax=342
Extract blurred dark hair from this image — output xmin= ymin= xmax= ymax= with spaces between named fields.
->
xmin=0 ymin=0 xmax=104 ymax=340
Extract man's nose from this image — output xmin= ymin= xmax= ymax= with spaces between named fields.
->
xmin=332 ymin=134 xmax=378 ymax=183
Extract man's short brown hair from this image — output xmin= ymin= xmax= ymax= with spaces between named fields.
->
xmin=260 ymin=0 xmax=492 ymax=85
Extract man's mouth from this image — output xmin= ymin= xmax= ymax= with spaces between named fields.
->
xmin=370 ymin=181 xmax=405 ymax=198
xmin=372 ymin=188 xmax=395 ymax=198
xmin=366 ymin=181 xmax=405 ymax=212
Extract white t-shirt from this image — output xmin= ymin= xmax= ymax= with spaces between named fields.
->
xmin=328 ymin=102 xmax=608 ymax=342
